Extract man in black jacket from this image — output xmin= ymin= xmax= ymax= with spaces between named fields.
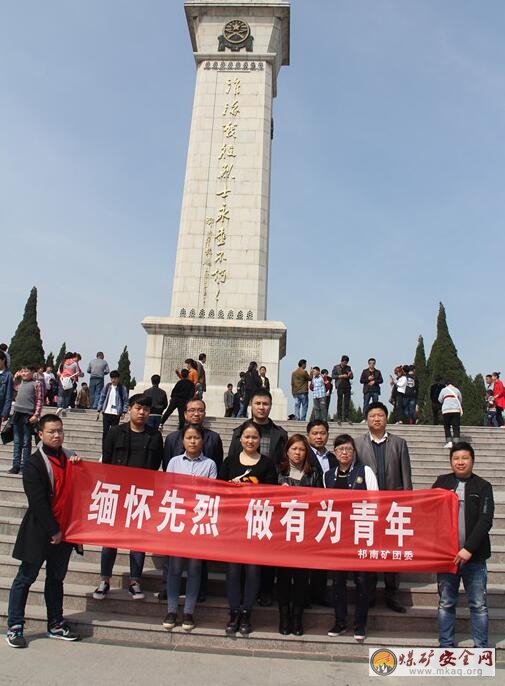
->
xmin=433 ymin=441 xmax=494 ymax=648
xmin=92 ymin=394 xmax=163 ymax=602
xmin=227 ymin=388 xmax=287 ymax=466
xmin=6 ymin=414 xmax=81 ymax=648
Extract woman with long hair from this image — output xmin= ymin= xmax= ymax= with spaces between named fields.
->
xmin=218 ymin=420 xmax=277 ymax=635
xmin=276 ymin=433 xmax=322 ymax=636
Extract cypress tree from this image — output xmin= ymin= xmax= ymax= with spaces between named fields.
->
xmin=413 ymin=335 xmax=428 ymax=422
xmin=426 ymin=303 xmax=477 ymax=426
xmin=9 ymin=287 xmax=45 ymax=372
xmin=45 ymin=352 xmax=55 ymax=369
xmin=54 ymin=343 xmax=67 ymax=373
xmin=117 ymin=346 xmax=132 ymax=390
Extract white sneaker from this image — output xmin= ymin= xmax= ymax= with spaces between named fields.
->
xmin=93 ymin=580 xmax=110 ymax=600
xmin=128 ymin=582 xmax=145 ymax=600
xmin=444 ymin=441 xmax=453 ymax=449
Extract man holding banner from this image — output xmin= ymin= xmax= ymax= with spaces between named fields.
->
xmin=433 ymin=441 xmax=494 ymax=648
xmin=354 ymin=401 xmax=412 ymax=613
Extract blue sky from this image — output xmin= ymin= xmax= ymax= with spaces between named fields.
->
xmin=2 ymin=1 xmax=504 ymax=410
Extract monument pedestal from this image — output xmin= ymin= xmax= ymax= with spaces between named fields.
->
xmin=140 ymin=316 xmax=287 ymax=420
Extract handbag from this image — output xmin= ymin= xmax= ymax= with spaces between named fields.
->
xmin=1 ymin=416 xmax=14 ymax=445
xmin=61 ymin=376 xmax=74 ymax=391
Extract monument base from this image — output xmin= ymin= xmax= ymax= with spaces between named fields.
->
xmin=139 ymin=317 xmax=288 ymax=421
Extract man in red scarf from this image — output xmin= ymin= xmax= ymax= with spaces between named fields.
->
xmin=6 ymin=414 xmax=81 ymax=648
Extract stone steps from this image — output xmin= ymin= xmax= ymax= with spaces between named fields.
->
xmin=0 ymin=600 xmax=503 ymax=661
xmin=1 ymin=413 xmax=503 ymax=660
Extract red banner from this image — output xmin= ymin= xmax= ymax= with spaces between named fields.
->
xmin=60 ymin=462 xmax=458 ymax=573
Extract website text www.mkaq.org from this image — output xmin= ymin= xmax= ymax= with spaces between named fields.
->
xmin=408 ymin=667 xmax=484 ymax=676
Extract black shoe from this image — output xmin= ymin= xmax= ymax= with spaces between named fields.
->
xmin=386 ymin=598 xmax=406 ymax=613
xmin=156 ymin=589 xmax=167 ymax=601
xmin=47 ymin=622 xmax=80 ymax=641
xmin=6 ymin=625 xmax=27 ymax=648
xmin=8 ymin=467 xmax=20 ymax=475
xmin=278 ymin=606 xmax=291 ymax=635
xmin=162 ymin=612 xmax=177 ymax=630
xmin=328 ymin=624 xmax=346 ymax=637
xmin=181 ymin=613 xmax=195 ymax=632
xmin=238 ymin=610 xmax=252 ymax=635
xmin=354 ymin=626 xmax=366 ymax=641
xmin=292 ymin=608 xmax=304 ymax=636
xmin=225 ymin=610 xmax=240 ymax=635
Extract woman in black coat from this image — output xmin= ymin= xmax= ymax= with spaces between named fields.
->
xmin=276 ymin=433 xmax=322 ymax=636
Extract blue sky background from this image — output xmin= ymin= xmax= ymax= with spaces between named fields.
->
xmin=2 ymin=1 xmax=504 ymax=412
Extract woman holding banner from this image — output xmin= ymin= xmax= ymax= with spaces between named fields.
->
xmin=276 ymin=433 xmax=323 ymax=636
xmin=324 ymin=433 xmax=378 ymax=642
xmin=162 ymin=424 xmax=217 ymax=633
xmin=218 ymin=420 xmax=277 ymax=636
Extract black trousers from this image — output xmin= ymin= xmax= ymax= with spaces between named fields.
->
xmin=336 ymin=388 xmax=351 ymax=421
xmin=277 ymin=567 xmax=310 ymax=608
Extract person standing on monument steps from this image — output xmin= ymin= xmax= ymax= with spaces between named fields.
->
xmin=92 ymin=394 xmax=163 ymax=602
xmin=359 ymin=358 xmax=384 ymax=414
xmin=354 ymin=401 xmax=412 ymax=613
xmin=87 ymin=351 xmax=110 ymax=410
xmin=6 ymin=414 xmax=81 ymax=648
xmin=227 ymin=388 xmax=288 ymax=607
xmin=196 ymin=353 xmax=206 ymax=400
xmin=331 ymin=355 xmax=353 ymax=424
xmin=291 ymin=359 xmax=311 ymax=421
xmin=433 ymin=442 xmax=494 ymax=648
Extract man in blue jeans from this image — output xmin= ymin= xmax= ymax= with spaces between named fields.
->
xmin=6 ymin=414 xmax=81 ymax=647
xmin=433 ymin=441 xmax=494 ymax=648
xmin=10 ymin=365 xmax=43 ymax=474
xmin=291 ymin=359 xmax=310 ymax=421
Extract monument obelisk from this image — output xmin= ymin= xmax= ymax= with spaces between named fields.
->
xmin=141 ymin=0 xmax=290 ymax=419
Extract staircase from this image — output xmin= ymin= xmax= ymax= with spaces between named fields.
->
xmin=1 ymin=410 xmax=504 ymax=662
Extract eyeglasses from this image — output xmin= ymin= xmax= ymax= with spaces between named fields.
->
xmin=186 ymin=408 xmax=204 ymax=414
xmin=335 ymin=446 xmax=354 ymax=454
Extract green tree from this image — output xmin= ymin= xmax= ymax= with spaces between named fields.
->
xmin=117 ymin=346 xmax=132 ymax=390
xmin=426 ymin=303 xmax=479 ymax=426
xmin=413 ymin=335 xmax=428 ymax=422
xmin=54 ymin=342 xmax=66 ymax=373
xmin=9 ymin=287 xmax=45 ymax=372
xmin=130 ymin=376 xmax=137 ymax=390
xmin=45 ymin=352 xmax=55 ymax=369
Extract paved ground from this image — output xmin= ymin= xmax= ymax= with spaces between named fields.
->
xmin=0 ymin=637 xmax=502 ymax=686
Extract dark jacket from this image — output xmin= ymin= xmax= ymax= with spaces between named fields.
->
xmin=103 ymin=422 xmax=163 ymax=470
xmin=354 ymin=432 xmax=412 ymax=490
xmin=227 ymin=419 xmax=288 ymax=466
xmin=13 ymin=448 xmax=68 ymax=564
xmin=309 ymin=449 xmax=337 ymax=478
xmin=278 ymin=468 xmax=323 ymax=488
xmin=432 ymin=472 xmax=494 ymax=562
xmin=325 ymin=461 xmax=368 ymax=490
xmin=0 ymin=370 xmax=13 ymax=417
xmin=163 ymin=427 xmax=223 ymax=471
xmin=144 ymin=386 xmax=168 ymax=415
xmin=359 ymin=368 xmax=384 ymax=394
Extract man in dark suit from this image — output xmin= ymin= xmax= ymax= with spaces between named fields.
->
xmin=6 ymin=414 xmax=81 ymax=648
xmin=354 ymin=401 xmax=412 ymax=613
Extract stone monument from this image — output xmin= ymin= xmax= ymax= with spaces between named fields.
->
xmin=141 ymin=0 xmax=290 ymax=419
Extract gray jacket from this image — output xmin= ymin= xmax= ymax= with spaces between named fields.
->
xmin=354 ymin=432 xmax=412 ymax=491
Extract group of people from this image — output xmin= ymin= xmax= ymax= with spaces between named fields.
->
xmin=224 ymin=362 xmax=270 ymax=417
xmin=484 ymin=372 xmax=505 ymax=428
xmin=290 ymin=357 xmax=387 ymax=423
xmin=4 ymin=381 xmax=494 ymax=652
